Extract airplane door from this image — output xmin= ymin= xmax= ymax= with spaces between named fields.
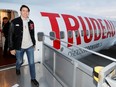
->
xmin=0 ymin=9 xmax=18 ymax=67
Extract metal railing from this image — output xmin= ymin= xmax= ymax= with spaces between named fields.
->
xmin=44 ymin=34 xmax=116 ymax=62
xmin=41 ymin=34 xmax=116 ymax=87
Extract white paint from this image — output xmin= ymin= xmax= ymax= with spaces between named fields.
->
xmin=0 ymin=2 xmax=116 ymax=65
xmin=0 ymin=0 xmax=116 ymax=18
xmin=12 ymin=84 xmax=19 ymax=87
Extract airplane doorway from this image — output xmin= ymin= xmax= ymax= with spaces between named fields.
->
xmin=0 ymin=10 xmax=18 ymax=68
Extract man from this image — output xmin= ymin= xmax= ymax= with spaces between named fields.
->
xmin=9 ymin=5 xmax=39 ymax=86
xmin=2 ymin=17 xmax=10 ymax=56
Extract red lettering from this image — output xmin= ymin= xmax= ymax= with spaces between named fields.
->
xmin=108 ymin=21 xmax=115 ymax=37
xmin=78 ymin=16 xmax=93 ymax=43
xmin=104 ymin=20 xmax=112 ymax=37
xmin=90 ymin=18 xmax=101 ymax=41
xmin=41 ymin=12 xmax=115 ymax=49
xmin=61 ymin=14 xmax=81 ymax=47
xmin=84 ymin=17 xmax=93 ymax=43
xmin=98 ymin=19 xmax=106 ymax=39
xmin=41 ymin=12 xmax=60 ymax=49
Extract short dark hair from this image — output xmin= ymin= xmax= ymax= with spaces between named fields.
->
xmin=3 ymin=17 xmax=8 ymax=20
xmin=20 ymin=5 xmax=30 ymax=12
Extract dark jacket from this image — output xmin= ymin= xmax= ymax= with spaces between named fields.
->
xmin=2 ymin=21 xmax=10 ymax=38
xmin=9 ymin=17 xmax=36 ymax=50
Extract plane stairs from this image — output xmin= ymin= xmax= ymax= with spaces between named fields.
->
xmin=41 ymin=34 xmax=116 ymax=87
xmin=0 ymin=33 xmax=116 ymax=87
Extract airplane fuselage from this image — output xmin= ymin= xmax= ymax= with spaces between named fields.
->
xmin=0 ymin=2 xmax=116 ymax=63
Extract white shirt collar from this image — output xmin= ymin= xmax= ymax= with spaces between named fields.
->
xmin=21 ymin=16 xmax=30 ymax=22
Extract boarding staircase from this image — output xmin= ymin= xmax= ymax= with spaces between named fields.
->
xmin=0 ymin=31 xmax=116 ymax=87
xmin=38 ymin=31 xmax=116 ymax=87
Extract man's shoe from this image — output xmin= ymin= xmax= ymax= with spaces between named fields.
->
xmin=31 ymin=79 xmax=39 ymax=86
xmin=16 ymin=69 xmax=21 ymax=75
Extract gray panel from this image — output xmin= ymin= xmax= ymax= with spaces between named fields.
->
xmin=43 ymin=65 xmax=63 ymax=87
xmin=42 ymin=43 xmax=116 ymax=87
xmin=55 ymin=53 xmax=74 ymax=87
xmin=43 ymin=46 xmax=54 ymax=72
xmin=76 ymin=68 xmax=96 ymax=87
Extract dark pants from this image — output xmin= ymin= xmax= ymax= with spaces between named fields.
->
xmin=3 ymin=37 xmax=8 ymax=55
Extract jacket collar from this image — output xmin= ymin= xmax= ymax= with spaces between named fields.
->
xmin=20 ymin=16 xmax=30 ymax=22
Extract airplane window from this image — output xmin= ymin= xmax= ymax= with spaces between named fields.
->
xmin=97 ymin=29 xmax=100 ymax=34
xmin=86 ymin=30 xmax=89 ymax=36
xmin=81 ymin=30 xmax=84 ymax=36
xmin=94 ymin=30 xmax=97 ymax=34
xmin=90 ymin=30 xmax=93 ymax=35
xmin=37 ymin=32 xmax=44 ymax=41
xmin=68 ymin=31 xmax=73 ymax=38
xmin=104 ymin=29 xmax=107 ymax=35
xmin=60 ymin=31 xmax=65 ymax=39
xmin=75 ymin=30 xmax=79 ymax=37
xmin=81 ymin=30 xmax=89 ymax=36
xmin=50 ymin=31 xmax=56 ymax=40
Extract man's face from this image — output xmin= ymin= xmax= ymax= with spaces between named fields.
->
xmin=3 ymin=19 xmax=8 ymax=24
xmin=20 ymin=7 xmax=29 ymax=19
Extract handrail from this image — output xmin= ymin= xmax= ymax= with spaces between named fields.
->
xmin=44 ymin=34 xmax=116 ymax=62
xmin=43 ymin=42 xmax=93 ymax=75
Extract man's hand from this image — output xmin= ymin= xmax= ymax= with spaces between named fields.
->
xmin=2 ymin=33 xmax=4 ymax=37
xmin=10 ymin=50 xmax=16 ymax=55
xmin=33 ymin=46 xmax=36 ymax=51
